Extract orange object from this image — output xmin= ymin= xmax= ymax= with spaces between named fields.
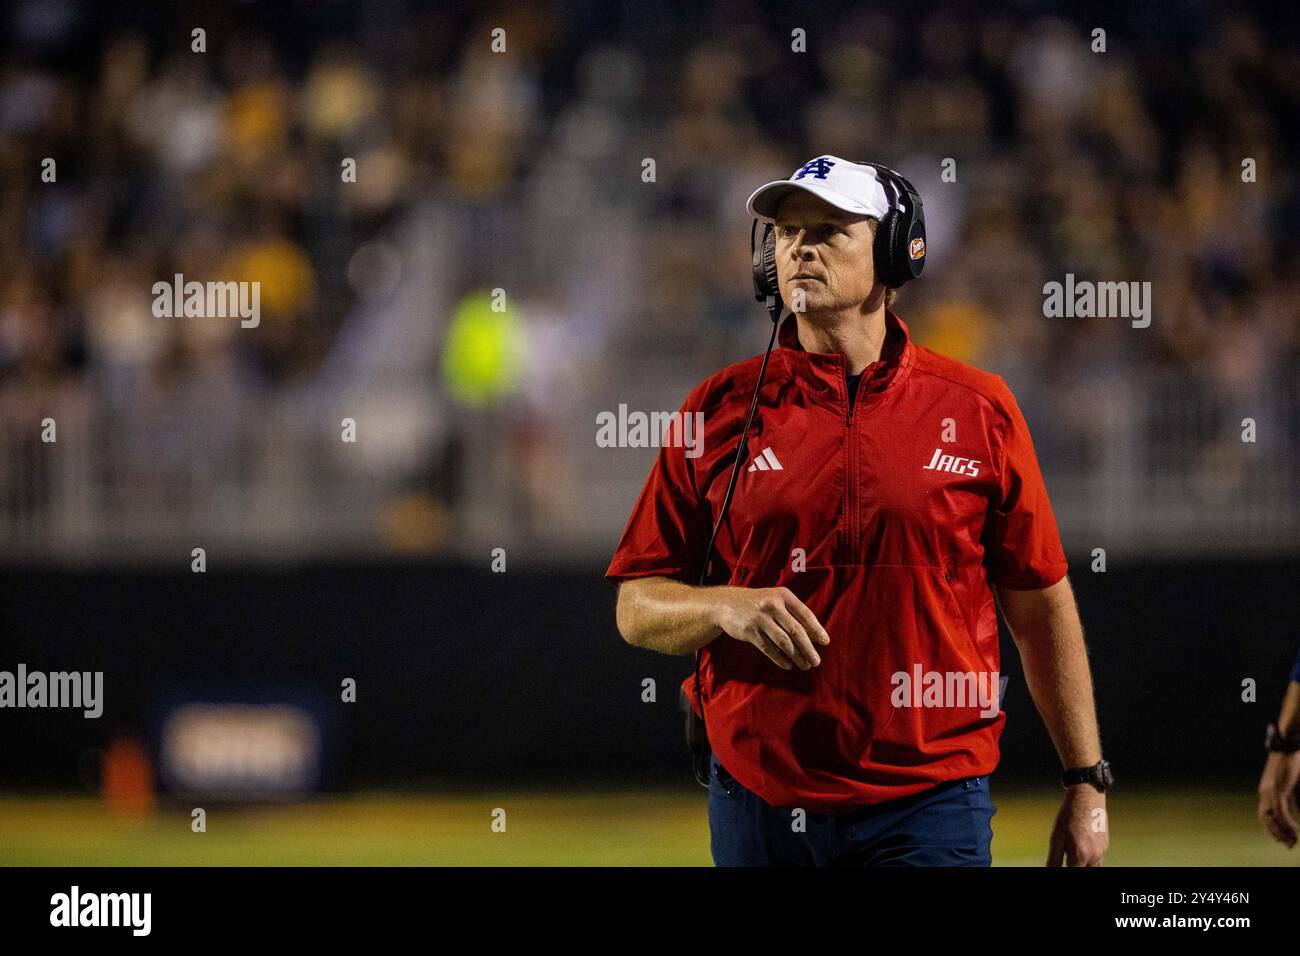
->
xmin=102 ymin=738 xmax=156 ymax=818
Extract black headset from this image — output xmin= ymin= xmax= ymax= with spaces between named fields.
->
xmin=751 ymin=161 xmax=926 ymax=306
xmin=685 ymin=162 xmax=927 ymax=788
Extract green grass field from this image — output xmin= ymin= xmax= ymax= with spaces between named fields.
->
xmin=0 ymin=789 xmax=1293 ymax=866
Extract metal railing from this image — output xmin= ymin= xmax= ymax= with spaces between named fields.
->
xmin=0 ymin=368 xmax=1295 ymax=564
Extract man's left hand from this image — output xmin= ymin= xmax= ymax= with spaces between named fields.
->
xmin=1046 ymin=786 xmax=1108 ymax=866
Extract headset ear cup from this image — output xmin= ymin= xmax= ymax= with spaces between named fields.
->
xmin=864 ymin=162 xmax=925 ymax=289
xmin=752 ymin=221 xmax=782 ymax=304
xmin=752 ymin=221 xmax=771 ymax=301
xmin=873 ymin=210 xmax=903 ymax=288
xmin=763 ymin=226 xmax=781 ymax=304
xmin=891 ymin=212 xmax=915 ymax=285
xmin=903 ymin=216 xmax=925 ymax=281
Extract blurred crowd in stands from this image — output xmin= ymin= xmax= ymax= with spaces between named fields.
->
xmin=0 ymin=0 xmax=1296 ymax=556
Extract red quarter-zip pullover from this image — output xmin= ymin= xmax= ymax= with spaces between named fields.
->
xmin=606 ymin=311 xmax=1068 ymax=812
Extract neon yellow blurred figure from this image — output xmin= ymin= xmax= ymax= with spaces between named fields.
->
xmin=443 ymin=291 xmax=527 ymax=407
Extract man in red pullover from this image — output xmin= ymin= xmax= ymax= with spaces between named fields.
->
xmin=607 ymin=156 xmax=1110 ymax=866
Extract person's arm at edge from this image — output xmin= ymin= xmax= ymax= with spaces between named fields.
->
xmin=996 ymin=574 xmax=1109 ymax=866
xmin=1274 ymin=677 xmax=1300 ymax=736
xmin=1257 ymin=663 xmax=1300 ymax=848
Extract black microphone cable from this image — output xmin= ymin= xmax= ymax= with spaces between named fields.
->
xmin=689 ymin=298 xmax=783 ymax=787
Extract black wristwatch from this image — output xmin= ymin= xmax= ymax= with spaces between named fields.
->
xmin=1265 ymin=722 xmax=1300 ymax=754
xmin=1061 ymin=759 xmax=1113 ymax=793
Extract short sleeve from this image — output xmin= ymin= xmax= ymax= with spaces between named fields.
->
xmin=982 ymin=379 xmax=1069 ymax=590
xmin=604 ymin=394 xmax=714 ymax=586
xmin=1290 ymin=646 xmax=1300 ymax=685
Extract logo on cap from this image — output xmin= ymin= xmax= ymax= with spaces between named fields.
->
xmin=794 ymin=158 xmax=836 ymax=181
xmin=910 ymin=237 xmax=926 ymax=260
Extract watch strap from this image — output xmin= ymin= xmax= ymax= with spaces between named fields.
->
xmin=1266 ymin=722 xmax=1300 ymax=754
xmin=1061 ymin=759 xmax=1112 ymax=792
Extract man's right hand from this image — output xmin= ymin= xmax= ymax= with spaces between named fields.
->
xmin=711 ymin=586 xmax=830 ymax=671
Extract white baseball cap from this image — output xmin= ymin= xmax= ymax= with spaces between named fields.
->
xmin=746 ymin=155 xmax=892 ymax=223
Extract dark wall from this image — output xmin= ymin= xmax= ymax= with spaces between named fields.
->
xmin=1 ymin=556 xmax=1294 ymax=790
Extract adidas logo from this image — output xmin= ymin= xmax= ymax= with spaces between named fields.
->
xmin=747 ymin=447 xmax=784 ymax=472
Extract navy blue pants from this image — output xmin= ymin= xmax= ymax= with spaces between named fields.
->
xmin=708 ymin=753 xmax=995 ymax=866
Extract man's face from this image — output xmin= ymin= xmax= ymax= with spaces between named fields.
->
xmin=773 ymin=191 xmax=879 ymax=316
